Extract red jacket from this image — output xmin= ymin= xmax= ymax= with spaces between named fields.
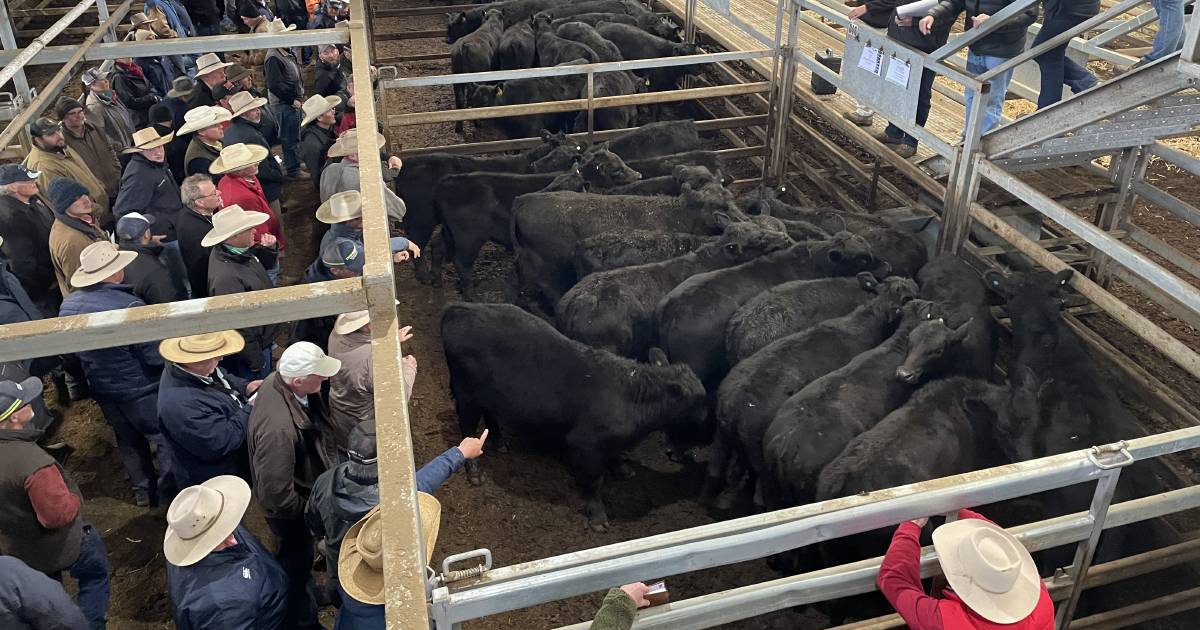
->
xmin=877 ymin=509 xmax=1055 ymax=630
xmin=217 ymin=174 xmax=284 ymax=249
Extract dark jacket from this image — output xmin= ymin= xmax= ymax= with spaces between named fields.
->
xmin=888 ymin=0 xmax=953 ymax=51
xmin=136 ymin=55 xmax=173 ymax=99
xmin=186 ymin=80 xmax=218 ymax=110
xmin=120 ymin=241 xmax=185 ymax=304
xmin=0 ymin=426 xmax=84 ymax=574
xmin=0 ymin=195 xmax=58 ymax=314
xmin=176 ymin=208 xmax=213 ymax=299
xmin=299 ymin=123 xmax=337 ymax=192
xmin=224 ymin=118 xmax=284 ymax=202
xmin=59 ymin=283 xmax=163 ymax=401
xmin=0 ymin=556 xmax=90 ymax=630
xmin=114 ymin=153 xmax=185 ymax=241
xmin=207 ymin=246 xmax=281 ymax=372
xmin=166 ymin=525 xmax=288 ymax=630
xmin=181 ymin=0 xmax=223 ymax=26
xmin=112 ymin=63 xmax=161 ymax=129
xmin=158 ymin=120 xmax=190 ymax=183
xmin=158 ymin=363 xmax=251 ymax=488
xmin=264 ymin=49 xmax=304 ymax=106
xmin=314 ymin=61 xmax=348 ymax=100
xmin=247 ymin=373 xmax=337 ymax=519
xmin=1045 ymin=0 xmax=1098 ymax=18
xmin=859 ymin=0 xmax=902 ymax=28
xmin=928 ymin=0 xmax=1038 ymax=58
xmin=61 ymin=121 xmax=122 ymax=200
xmin=333 ymin=589 xmax=383 ymax=630
xmin=185 ymin=138 xmax=223 ymax=179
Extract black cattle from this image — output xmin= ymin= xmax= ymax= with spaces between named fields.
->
xmin=606 ymin=120 xmax=702 ymax=161
xmin=551 ymin=11 xmax=679 ymax=39
xmin=533 ymin=14 xmax=600 ymax=66
xmin=595 ymin=22 xmax=699 ymax=90
xmin=534 ymin=0 xmax=632 ymax=21
xmin=451 ymin=8 xmax=505 ymax=133
xmin=469 ymin=71 xmax=588 ymax=138
xmin=498 ymin=21 xmax=536 ymax=69
xmin=595 ymin=163 xmax=721 ymax=196
xmin=895 ymin=253 xmax=996 ymax=383
xmin=626 ymin=150 xmax=724 ymax=178
xmin=447 ymin=11 xmax=483 ymax=44
xmin=447 ymin=0 xmax=560 ymax=42
xmin=552 ymin=21 xmax=642 ymax=130
xmin=441 ymin=302 xmax=706 ymax=532
xmin=574 ymin=230 xmax=711 ymax=277
xmin=556 ymin=21 xmax=623 ymax=61
xmin=558 ymin=219 xmax=792 ymax=358
xmin=657 ymin=233 xmax=876 ymax=389
xmin=432 ymin=149 xmax=640 ymax=298
xmin=761 ymin=300 xmax=943 ymax=507
xmin=707 ymin=281 xmax=916 ymax=504
xmin=726 ymin=274 xmax=918 ymax=365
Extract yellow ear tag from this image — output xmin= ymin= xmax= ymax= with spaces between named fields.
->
xmin=496 ymin=87 xmax=504 ymax=96
xmin=644 ymin=78 xmax=651 ymax=86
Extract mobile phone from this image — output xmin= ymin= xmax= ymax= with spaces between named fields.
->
xmin=645 ymin=581 xmax=668 ymax=607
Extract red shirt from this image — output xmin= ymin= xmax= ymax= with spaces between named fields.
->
xmin=217 ymin=173 xmax=284 ymax=249
xmin=877 ymin=509 xmax=1056 ymax=630
xmin=24 ymin=464 xmax=81 ymax=529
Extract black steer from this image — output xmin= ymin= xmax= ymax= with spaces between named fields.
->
xmin=451 ymin=9 xmax=505 ymax=133
xmin=498 ymin=21 xmax=537 ymax=69
xmin=469 ymin=71 xmax=588 ymax=138
xmin=606 ymin=120 xmax=703 ymax=161
xmin=573 ymin=230 xmax=711 ymax=276
xmin=897 ymin=252 xmax=996 ymax=383
xmin=533 ymin=14 xmax=601 ymax=66
xmin=596 ymin=21 xmax=699 ymax=91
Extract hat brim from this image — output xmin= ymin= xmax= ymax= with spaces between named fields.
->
xmin=177 ymin=110 xmax=234 ymax=135
xmin=208 ymin=144 xmax=270 ymax=175
xmin=328 ymin=132 xmax=386 ymax=158
xmin=339 ymin=495 xmax=441 ymax=605
xmin=315 ymin=195 xmax=362 ymax=224
xmin=166 ymin=86 xmax=196 ymax=98
xmin=13 ymin=376 xmax=44 ymax=409
xmin=310 ymin=355 xmax=343 ymax=378
xmin=69 ymin=250 xmax=138 ymax=288
xmin=301 ymin=96 xmax=343 ymax=127
xmin=230 ymin=96 xmax=268 ymax=118
xmin=333 ymin=311 xmax=370 ymax=335
xmin=163 ymin=475 xmax=251 ymax=567
xmin=196 ymin=61 xmax=235 ymax=76
xmin=132 ymin=133 xmax=174 ymax=151
xmin=159 ymin=330 xmax=245 ymax=364
xmin=200 ymin=211 xmax=270 ymax=247
xmin=933 ymin=519 xmax=1042 ymax=624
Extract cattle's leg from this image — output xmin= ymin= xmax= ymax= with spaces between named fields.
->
xmin=454 ymin=84 xmax=466 ymax=134
xmin=568 ymin=433 xmax=610 ymax=532
xmin=423 ymin=228 xmax=447 ymax=288
xmin=702 ymin=432 xmax=733 ymax=501
xmin=452 ymin=236 xmax=486 ymax=301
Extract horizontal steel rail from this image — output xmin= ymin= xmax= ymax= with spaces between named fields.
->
xmin=0 ymin=29 xmax=350 ymax=66
xmin=0 ymin=0 xmax=95 ymax=92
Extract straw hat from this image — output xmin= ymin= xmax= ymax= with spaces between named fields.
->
xmin=328 ymin=128 xmax=386 ymax=158
xmin=263 ymin=17 xmax=297 ymax=34
xmin=300 ymin=94 xmax=342 ymax=127
xmin=227 ymin=90 xmax=268 ymax=119
xmin=133 ymin=29 xmax=157 ymax=42
xmin=201 ymin=204 xmax=269 ymax=246
xmin=177 ymin=106 xmax=234 ymax=135
xmin=159 ymin=330 xmax=245 ymax=364
xmin=316 ymin=190 xmax=362 ymax=224
xmin=70 ymin=241 xmax=137 ymax=288
xmin=163 ymin=476 xmax=252 ymax=567
xmin=127 ymin=126 xmax=174 ymax=151
xmin=931 ymin=518 xmax=1042 ymax=623
xmin=339 ymin=496 xmax=442 ymax=605
xmin=195 ymin=53 xmax=234 ymax=77
xmin=209 ymin=142 xmax=269 ymax=175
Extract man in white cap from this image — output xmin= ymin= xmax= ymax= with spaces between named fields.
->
xmin=247 ymin=341 xmax=340 ymax=630
xmin=178 ymin=106 xmax=233 ymax=178
xmin=878 ymin=509 xmax=1054 ymax=629
xmin=188 ymin=53 xmax=234 ymax=110
xmin=164 ymin=476 xmax=288 ymax=630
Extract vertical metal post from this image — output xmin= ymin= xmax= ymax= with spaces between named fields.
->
xmin=0 ymin=0 xmax=34 ymax=107
xmin=1090 ymin=147 xmax=1142 ymax=285
xmin=766 ymin=0 xmax=798 ymax=184
xmin=937 ymin=81 xmax=989 ymax=253
xmin=683 ymin=0 xmax=697 ymax=89
xmin=587 ymin=69 xmax=595 ymax=140
xmin=95 ymin=1 xmax=115 ymax=42
xmin=1182 ymin=0 xmax=1200 ymax=63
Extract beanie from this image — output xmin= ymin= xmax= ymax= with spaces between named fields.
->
xmin=55 ymin=97 xmax=85 ymax=120
xmin=47 ymin=177 xmax=91 ymax=215
xmin=149 ymin=103 xmax=173 ymax=126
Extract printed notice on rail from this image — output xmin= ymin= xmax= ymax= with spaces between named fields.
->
xmin=885 ymin=58 xmax=911 ymax=88
xmin=857 ymin=46 xmax=883 ymax=76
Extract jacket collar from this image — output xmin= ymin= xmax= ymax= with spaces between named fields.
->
xmin=214 ymin=244 xmax=257 ymax=264
xmin=266 ymin=372 xmax=315 ymax=431
xmin=54 ymin=211 xmax=104 ymax=239
xmin=124 ymin=241 xmax=164 ymax=257
xmin=0 ymin=425 xmax=44 ymax=443
xmin=62 ymin=121 xmax=98 ymax=139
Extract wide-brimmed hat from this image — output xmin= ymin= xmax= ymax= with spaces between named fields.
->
xmin=328 ymin=128 xmax=386 ymax=158
xmin=932 ymin=518 xmax=1042 ymax=623
xmin=339 ymin=496 xmax=441 ymax=605
xmin=70 ymin=241 xmax=138 ymax=288
xmin=177 ymin=106 xmax=233 ymax=135
xmin=300 ymin=94 xmax=342 ymax=127
xmin=227 ymin=91 xmax=267 ymax=118
xmin=128 ymin=126 xmax=174 ymax=151
xmin=130 ymin=12 xmax=155 ymax=28
xmin=226 ymin=64 xmax=253 ymax=85
xmin=159 ymin=330 xmax=245 ymax=364
xmin=195 ymin=52 xmax=234 ymax=77
xmin=263 ymin=17 xmax=297 ymax=34
xmin=163 ymin=476 xmax=252 ymax=567
xmin=166 ymin=76 xmax=197 ymax=99
xmin=334 ymin=310 xmax=371 ymax=335
xmin=209 ymin=142 xmax=269 ymax=175
xmin=316 ymin=190 xmax=362 ymax=224
xmin=201 ymin=204 xmax=269 ymax=246
xmin=133 ymin=29 xmax=157 ymax=42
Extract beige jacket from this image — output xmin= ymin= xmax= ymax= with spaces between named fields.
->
xmin=24 ymin=145 xmax=113 ymax=229
xmin=48 ymin=217 xmax=106 ymax=297
xmin=326 ymin=327 xmax=416 ymax=451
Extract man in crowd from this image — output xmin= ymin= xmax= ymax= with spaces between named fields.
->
xmin=178 ymin=106 xmax=233 ymax=178
xmin=314 ymin=44 xmax=349 ymax=100
xmin=82 ymin=66 xmax=135 ymax=158
xmin=0 ymin=165 xmax=59 ymax=315
xmin=264 ymin=18 xmax=308 ymax=180
xmin=177 ymin=175 xmax=223 ymax=299
xmin=867 ymin=2 xmax=952 ymax=158
xmin=0 ymin=377 xmax=111 ymax=630
xmin=116 ymin=212 xmax=184 ymax=304
xmin=325 ymin=312 xmax=415 ymax=451
xmin=203 ymin=205 xmax=280 ymax=378
xmin=305 ymin=237 xmax=364 ymax=284
xmin=59 ymin=241 xmax=174 ymax=507
xmin=150 ymin=103 xmax=189 ymax=181
xmin=24 ymin=117 xmax=113 ymax=230
xmin=1137 ymin=0 xmax=1185 ymax=69
xmin=0 ymin=555 xmax=90 ymax=629
xmin=111 ymin=56 xmax=162 ymax=129
xmin=320 ymin=129 xmax=407 ymax=221
xmin=57 ymin=98 xmax=121 ymax=209
xmin=223 ymin=90 xmax=286 ymax=217
xmin=183 ymin=0 xmax=224 ymax=37
xmin=47 ymin=177 xmax=107 ymax=298
xmin=114 ymin=127 xmax=191 ymax=297
xmin=211 ymin=143 xmax=284 ymax=283
xmin=165 ymin=476 xmax=287 ymax=629
xmin=298 ymin=93 xmax=341 ymax=192
xmin=188 ymin=53 xmax=234 ymax=109
xmin=248 ymin=341 xmax=340 ymax=630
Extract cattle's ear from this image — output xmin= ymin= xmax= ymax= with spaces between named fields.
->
xmin=983 ymin=269 xmax=1009 ymax=295
xmin=713 ymin=211 xmax=732 ymax=230
xmin=951 ymin=318 xmax=972 ymax=344
xmin=856 ymin=271 xmax=879 ymax=292
xmin=1053 ymin=268 xmax=1073 ymax=289
xmin=648 ymin=347 xmax=669 ymax=367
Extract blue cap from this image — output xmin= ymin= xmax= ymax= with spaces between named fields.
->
xmin=115 ymin=212 xmax=155 ymax=242
xmin=0 ymin=164 xmax=39 ymax=186
xmin=321 ymin=237 xmax=365 ymax=274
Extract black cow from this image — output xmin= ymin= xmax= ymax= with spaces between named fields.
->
xmin=447 ymin=0 xmax=560 ymax=42
xmin=451 ymin=9 xmax=505 ymax=133
xmin=533 ymin=0 xmax=632 ymax=21
xmin=607 ymin=120 xmax=702 ymax=161
xmin=551 ymin=11 xmax=679 ymax=39
xmin=574 ymin=230 xmax=711 ymax=277
xmin=441 ymin=302 xmax=706 ymax=532
xmin=625 ymin=150 xmax=724 ymax=179
xmin=533 ymin=14 xmax=601 ymax=66
xmin=657 ymin=233 xmax=876 ymax=389
xmin=498 ymin=21 xmax=536 ymax=69
xmin=725 ymin=274 xmax=918 ymax=365
xmin=596 ymin=21 xmax=699 ymax=91
xmin=469 ymin=71 xmax=588 ymax=138
xmin=895 ymin=253 xmax=996 ymax=384
xmin=556 ymin=21 xmax=623 ymax=61
xmin=558 ymin=219 xmax=792 ymax=358
xmin=595 ymin=163 xmax=722 ymax=196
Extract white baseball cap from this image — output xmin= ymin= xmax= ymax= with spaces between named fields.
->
xmin=278 ymin=341 xmax=342 ymax=378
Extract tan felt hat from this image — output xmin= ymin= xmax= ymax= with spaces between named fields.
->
xmin=130 ymin=12 xmax=155 ymax=27
xmin=301 ymin=94 xmax=342 ymax=127
xmin=163 ymin=475 xmax=252 ymax=567
xmin=201 ymin=204 xmax=269 ymax=246
xmin=159 ymin=330 xmax=245 ymax=364
xmin=227 ymin=91 xmax=268 ymax=118
xmin=339 ymin=495 xmax=441 ymax=605
xmin=209 ymin=142 xmax=269 ymax=175
xmin=263 ymin=17 xmax=297 ymax=34
xmin=177 ymin=105 xmax=234 ymax=135
xmin=128 ymin=126 xmax=174 ymax=151
xmin=932 ymin=518 xmax=1042 ymax=623
xmin=195 ymin=53 xmax=234 ymax=77
xmin=316 ymin=190 xmax=362 ymax=224
xmin=70 ymin=241 xmax=137 ymax=288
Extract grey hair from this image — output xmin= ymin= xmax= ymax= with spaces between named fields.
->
xmin=179 ymin=174 xmax=212 ymax=209
xmin=0 ymin=184 xmax=12 ymax=197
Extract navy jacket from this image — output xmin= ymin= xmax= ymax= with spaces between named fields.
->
xmin=114 ymin=153 xmax=185 ymax=241
xmin=0 ymin=555 xmax=90 ymax=630
xmin=121 ymin=242 xmax=185 ymax=305
xmin=0 ymin=195 xmax=58 ymax=314
xmin=927 ymin=0 xmax=1039 ymax=58
xmin=167 ymin=526 xmax=288 ymax=630
xmin=334 ymin=585 xmax=383 ymax=630
xmin=59 ymin=283 xmax=163 ymax=401
xmin=158 ymin=364 xmax=252 ymax=488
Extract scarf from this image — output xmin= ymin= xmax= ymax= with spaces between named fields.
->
xmin=116 ymin=60 xmax=145 ymax=79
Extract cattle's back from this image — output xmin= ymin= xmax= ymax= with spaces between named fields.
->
xmin=726 ymin=277 xmax=865 ymax=363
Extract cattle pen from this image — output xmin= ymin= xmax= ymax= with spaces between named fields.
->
xmin=4 ymin=0 xmax=1200 ymax=627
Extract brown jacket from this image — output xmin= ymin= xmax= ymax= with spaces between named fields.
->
xmin=247 ymin=373 xmax=337 ymax=520
xmin=48 ymin=216 xmax=106 ymax=298
xmin=62 ymin=121 xmax=121 ymax=199
xmin=24 ymin=145 xmax=113 ymax=229
xmin=84 ymin=90 xmax=135 ymax=157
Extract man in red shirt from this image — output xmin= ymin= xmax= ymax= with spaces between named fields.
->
xmin=211 ymin=143 xmax=284 ymax=284
xmin=878 ymin=509 xmax=1054 ymax=630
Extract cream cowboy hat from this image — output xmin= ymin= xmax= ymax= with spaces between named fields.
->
xmin=195 ymin=53 xmax=234 ymax=77
xmin=316 ymin=190 xmax=361 ymax=224
xmin=339 ymin=496 xmax=441 ymax=605
xmin=209 ymin=142 xmax=269 ymax=175
xmin=932 ymin=518 xmax=1042 ymax=623
xmin=300 ymin=94 xmax=342 ymax=127
xmin=328 ymin=128 xmax=386 ymax=158
xmin=263 ymin=17 xmax=297 ymax=34
xmin=132 ymin=29 xmax=157 ymax=42
xmin=177 ymin=106 xmax=234 ymax=135
xmin=127 ymin=126 xmax=174 ymax=152
xmin=201 ymin=204 xmax=269 ymax=246
xmin=334 ymin=310 xmax=371 ymax=335
xmin=70 ymin=241 xmax=137 ymax=288
xmin=163 ymin=475 xmax=252 ymax=567
xmin=227 ymin=91 xmax=268 ymax=118
xmin=159 ymin=330 xmax=245 ymax=363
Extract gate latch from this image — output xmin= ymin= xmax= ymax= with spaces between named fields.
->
xmin=1088 ymin=441 xmax=1133 ymax=470
xmin=437 ymin=549 xmax=493 ymax=586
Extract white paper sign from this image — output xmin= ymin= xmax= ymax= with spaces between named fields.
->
xmin=885 ymin=58 xmax=911 ymax=88
xmin=857 ymin=46 xmax=883 ymax=76
xmin=896 ymin=0 xmax=939 ymax=17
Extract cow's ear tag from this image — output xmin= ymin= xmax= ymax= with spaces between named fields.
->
xmin=496 ymin=87 xmax=504 ymax=96
xmin=644 ymin=78 xmax=651 ymax=86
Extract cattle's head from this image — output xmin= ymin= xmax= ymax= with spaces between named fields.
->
xmin=645 ymin=347 xmax=708 ymax=459
xmin=482 ymin=7 xmax=504 ymax=24
xmin=528 ymin=135 xmax=585 ymax=173
xmin=684 ymin=180 xmax=740 ymax=223
xmin=984 ymin=268 xmax=1072 ymax=338
xmin=822 ymin=231 xmax=874 ymax=274
xmin=637 ymin=13 xmax=679 ymax=40
xmin=446 ymin=11 xmax=475 ymax=44
xmin=673 ymin=42 xmax=699 ymax=56
xmin=897 ymin=315 xmax=971 ymax=385
xmin=736 ymin=185 xmax=781 ymax=216
xmin=467 ymin=83 xmax=503 ymax=108
xmin=541 ymin=164 xmax=588 ymax=192
xmin=860 ymin=271 xmax=919 ymax=316
xmin=579 ymin=145 xmax=641 ymax=188
xmin=540 ymin=130 xmax=583 ymax=153
xmin=531 ymin=11 xmax=553 ymax=31
xmin=672 ymin=164 xmax=720 ymax=190
xmin=990 ymin=367 xmax=1052 ymax=463
xmin=702 ymin=218 xmax=793 ymax=264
